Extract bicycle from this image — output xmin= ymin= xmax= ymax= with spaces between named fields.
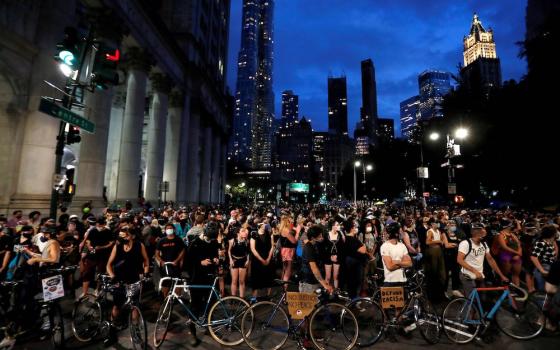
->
xmin=241 ymin=280 xmax=359 ymax=350
xmin=71 ymin=274 xmax=149 ymax=349
xmin=442 ymin=281 xmax=544 ymax=343
xmin=0 ymin=265 xmax=76 ymax=350
xmin=153 ymin=275 xmax=249 ymax=348
xmin=346 ymin=267 xmax=440 ymax=346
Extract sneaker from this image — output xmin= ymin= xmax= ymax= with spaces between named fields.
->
xmin=452 ymin=290 xmax=465 ymax=298
xmin=186 ymin=320 xmax=200 ymax=347
xmin=0 ymin=337 xmax=16 ymax=350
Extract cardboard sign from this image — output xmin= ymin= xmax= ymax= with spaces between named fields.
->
xmin=380 ymin=287 xmax=405 ymax=309
xmin=286 ymin=292 xmax=318 ymax=319
xmin=42 ymin=274 xmax=65 ymax=301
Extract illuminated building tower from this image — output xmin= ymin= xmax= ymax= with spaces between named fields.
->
xmin=327 ymin=76 xmax=348 ymax=136
xmin=418 ymin=70 xmax=452 ymax=120
xmin=281 ymin=90 xmax=299 ymax=126
xmin=460 ymin=13 xmax=502 ymax=98
xmin=400 ymin=95 xmax=420 ymax=142
xmin=230 ymin=0 xmax=275 ymax=170
xmin=361 ymin=59 xmax=378 ymax=145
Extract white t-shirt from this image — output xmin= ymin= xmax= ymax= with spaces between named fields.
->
xmin=380 ymin=241 xmax=409 ymax=283
xmin=458 ymin=239 xmax=488 ymax=279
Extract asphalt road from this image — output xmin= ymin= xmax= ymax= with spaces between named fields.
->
xmin=11 ymin=286 xmax=560 ymax=350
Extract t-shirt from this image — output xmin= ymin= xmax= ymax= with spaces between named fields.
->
xmin=458 ymin=239 xmax=488 ymax=279
xmin=545 ymin=260 xmax=560 ymax=286
xmin=156 ymin=236 xmax=185 ymax=262
xmin=302 ymin=242 xmax=323 ymax=284
xmin=344 ymin=235 xmax=365 ymax=261
xmin=87 ymin=228 xmax=114 ymax=259
xmin=0 ymin=234 xmax=13 ymax=254
xmin=532 ymin=239 xmax=557 ymax=265
xmin=380 ymin=241 xmax=409 ymax=283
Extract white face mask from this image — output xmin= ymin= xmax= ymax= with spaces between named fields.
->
xmin=165 ymin=229 xmax=175 ymax=236
xmin=366 ymin=227 xmax=373 ymax=233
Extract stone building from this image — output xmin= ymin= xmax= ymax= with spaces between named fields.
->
xmin=0 ymin=0 xmax=232 ymax=214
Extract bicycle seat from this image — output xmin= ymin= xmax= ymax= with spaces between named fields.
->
xmin=273 ymin=279 xmax=298 ymax=286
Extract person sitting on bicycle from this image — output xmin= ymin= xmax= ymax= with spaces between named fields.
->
xmin=25 ymin=227 xmax=61 ymax=269
xmin=457 ymin=222 xmax=508 ymax=298
xmin=105 ymin=226 xmax=149 ymax=346
xmin=380 ymin=222 xmax=412 ymax=287
xmin=154 ymin=223 xmax=185 ymax=298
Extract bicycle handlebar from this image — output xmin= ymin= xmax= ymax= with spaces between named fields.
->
xmin=507 ymin=282 xmax=528 ymax=301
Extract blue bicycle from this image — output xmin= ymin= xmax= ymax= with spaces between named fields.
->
xmin=442 ymin=282 xmax=544 ymax=343
xmin=153 ymin=276 xmax=249 ymax=347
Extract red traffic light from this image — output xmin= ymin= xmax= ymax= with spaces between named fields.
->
xmin=105 ymin=48 xmax=120 ymax=62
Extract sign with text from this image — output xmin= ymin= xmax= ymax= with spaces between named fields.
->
xmin=42 ymin=274 xmax=65 ymax=301
xmin=448 ymin=183 xmax=457 ymax=195
xmin=289 ymin=183 xmax=309 ymax=193
xmin=380 ymin=286 xmax=405 ymax=309
xmin=286 ymin=292 xmax=317 ymax=319
xmin=39 ymin=97 xmax=95 ymax=133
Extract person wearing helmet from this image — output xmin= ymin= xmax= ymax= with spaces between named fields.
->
xmin=380 ymin=222 xmax=412 ymax=285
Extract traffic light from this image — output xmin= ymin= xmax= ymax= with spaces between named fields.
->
xmin=55 ymin=27 xmax=83 ymax=77
xmin=91 ymin=43 xmax=121 ymax=90
xmin=60 ymin=167 xmax=76 ymax=203
xmin=66 ymin=126 xmax=81 ymax=144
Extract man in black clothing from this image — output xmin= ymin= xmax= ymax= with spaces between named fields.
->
xmin=300 ymin=225 xmax=332 ymax=293
xmin=0 ymin=227 xmax=13 ymax=278
xmin=81 ymin=217 xmax=114 ymax=296
xmin=155 ymin=224 xmax=185 ymax=297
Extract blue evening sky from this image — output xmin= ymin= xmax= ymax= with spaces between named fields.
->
xmin=226 ymin=0 xmax=527 ymax=136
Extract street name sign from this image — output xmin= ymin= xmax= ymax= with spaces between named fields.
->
xmin=39 ymin=97 xmax=95 ymax=133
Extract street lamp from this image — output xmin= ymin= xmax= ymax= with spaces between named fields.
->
xmin=354 ymin=161 xmax=373 ymax=204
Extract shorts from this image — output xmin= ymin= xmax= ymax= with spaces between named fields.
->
xmin=232 ymin=257 xmax=248 ymax=269
xmin=499 ymin=251 xmax=521 ymax=265
xmin=81 ymin=258 xmax=107 ymax=282
xmin=281 ymin=247 xmax=295 ymax=262
xmin=299 ymin=282 xmax=321 ymax=293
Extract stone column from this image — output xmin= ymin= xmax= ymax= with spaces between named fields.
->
xmin=11 ymin=1 xmax=76 ymax=212
xmin=185 ymin=111 xmax=200 ymax=203
xmin=175 ymin=92 xmax=192 ymax=204
xmin=199 ymin=124 xmax=213 ymax=204
xmin=104 ymin=87 xmax=126 ymax=202
xmin=74 ymin=88 xmax=113 ymax=207
xmin=144 ymin=73 xmax=172 ymax=203
xmin=210 ymin=132 xmax=221 ymax=203
xmin=115 ymin=48 xmax=151 ymax=203
xmin=162 ymin=90 xmax=183 ymax=203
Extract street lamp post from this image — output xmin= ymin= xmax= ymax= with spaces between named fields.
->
xmin=354 ymin=161 xmax=373 ymax=204
xmin=429 ymin=127 xmax=468 ymax=200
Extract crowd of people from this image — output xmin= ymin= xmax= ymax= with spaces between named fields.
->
xmin=0 ymin=202 xmax=559 ymax=347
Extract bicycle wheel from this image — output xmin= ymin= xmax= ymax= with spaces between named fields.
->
xmin=153 ymin=296 xmax=174 ymax=348
xmin=442 ymin=297 xmax=481 ymax=344
xmin=50 ymin=303 xmax=65 ymax=349
xmin=495 ymin=299 xmax=544 ymax=340
xmin=72 ymin=294 xmax=102 ymax=342
xmin=309 ymin=303 xmax=358 ymax=350
xmin=414 ymin=296 xmax=441 ymax=344
xmin=129 ymin=305 xmax=147 ymax=350
xmin=345 ymin=298 xmax=384 ymax=347
xmin=208 ymin=296 xmax=250 ymax=346
xmin=241 ymin=301 xmax=290 ymax=350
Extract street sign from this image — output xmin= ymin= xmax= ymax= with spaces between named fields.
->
xmin=159 ymin=181 xmax=169 ymax=193
xmin=39 ymin=97 xmax=95 ymax=133
xmin=448 ymin=183 xmax=457 ymax=195
xmin=417 ymin=167 xmax=429 ymax=179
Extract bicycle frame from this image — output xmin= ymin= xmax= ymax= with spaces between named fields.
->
xmin=463 ymin=285 xmax=514 ymax=325
xmin=261 ymin=292 xmax=306 ymax=335
xmin=165 ymin=277 xmax=231 ymax=328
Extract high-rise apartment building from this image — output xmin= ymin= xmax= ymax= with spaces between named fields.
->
xmin=400 ymin=95 xmax=420 ymax=142
xmin=327 ymin=76 xmax=348 ymax=136
xmin=281 ymin=90 xmax=299 ymax=126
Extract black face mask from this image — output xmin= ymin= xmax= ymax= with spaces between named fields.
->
xmin=22 ymin=233 xmax=32 ymax=239
xmin=40 ymin=235 xmax=49 ymax=243
xmin=117 ymin=237 xmax=129 ymax=244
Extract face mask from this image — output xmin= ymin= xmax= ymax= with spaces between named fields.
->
xmin=23 ymin=233 xmax=32 ymax=239
xmin=449 ymin=226 xmax=457 ymax=232
xmin=117 ymin=236 xmax=128 ymax=244
xmin=165 ymin=229 xmax=175 ymax=236
xmin=366 ymin=227 xmax=372 ymax=233
xmin=40 ymin=235 xmax=49 ymax=243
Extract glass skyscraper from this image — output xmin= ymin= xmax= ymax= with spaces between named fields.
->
xmin=400 ymin=95 xmax=420 ymax=142
xmin=418 ymin=70 xmax=452 ymax=120
xmin=328 ymin=76 xmax=348 ymax=136
xmin=230 ymin=0 xmax=275 ymax=169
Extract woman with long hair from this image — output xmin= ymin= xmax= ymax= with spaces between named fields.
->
xmin=324 ymin=218 xmax=345 ymax=289
xmin=278 ymin=214 xmax=301 ymax=286
xmin=228 ymin=226 xmax=250 ymax=297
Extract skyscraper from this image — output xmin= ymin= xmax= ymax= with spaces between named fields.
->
xmin=328 ymin=76 xmax=348 ymax=136
xmin=281 ymin=90 xmax=299 ymax=126
xmin=418 ymin=70 xmax=452 ymax=120
xmin=460 ymin=13 xmax=502 ymax=98
xmin=230 ymin=0 xmax=274 ymax=169
xmin=377 ymin=118 xmax=395 ymax=144
xmin=400 ymin=95 xmax=420 ymax=142
xmin=360 ymin=59 xmax=379 ymax=147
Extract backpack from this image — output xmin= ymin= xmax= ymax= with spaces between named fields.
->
xmin=462 ymin=239 xmax=489 ymax=259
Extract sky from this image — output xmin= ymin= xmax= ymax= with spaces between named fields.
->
xmin=226 ymin=0 xmax=527 ymax=137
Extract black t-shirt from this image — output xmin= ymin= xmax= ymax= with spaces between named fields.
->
xmin=156 ymin=236 xmax=185 ymax=262
xmin=302 ymin=242 xmax=323 ymax=284
xmin=545 ymin=260 xmax=560 ymax=286
xmin=344 ymin=235 xmax=365 ymax=261
xmin=188 ymin=237 xmax=220 ymax=282
xmin=87 ymin=228 xmax=114 ymax=259
xmin=0 ymin=234 xmax=13 ymax=254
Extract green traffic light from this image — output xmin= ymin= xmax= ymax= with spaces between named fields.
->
xmin=59 ymin=50 xmax=75 ymax=65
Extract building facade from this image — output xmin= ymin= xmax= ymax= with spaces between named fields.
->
xmin=360 ymin=58 xmax=378 ymax=146
xmin=400 ymin=95 xmax=420 ymax=141
xmin=377 ymin=118 xmax=395 ymax=144
xmin=460 ymin=13 xmax=502 ymax=98
xmin=0 ymin=0 xmax=231 ymax=214
xmin=418 ymin=70 xmax=452 ymax=120
xmin=327 ymin=76 xmax=348 ymax=136
xmin=230 ymin=0 xmax=274 ymax=170
xmin=281 ymin=90 xmax=298 ymax=126
xmin=274 ymin=117 xmax=314 ymax=184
